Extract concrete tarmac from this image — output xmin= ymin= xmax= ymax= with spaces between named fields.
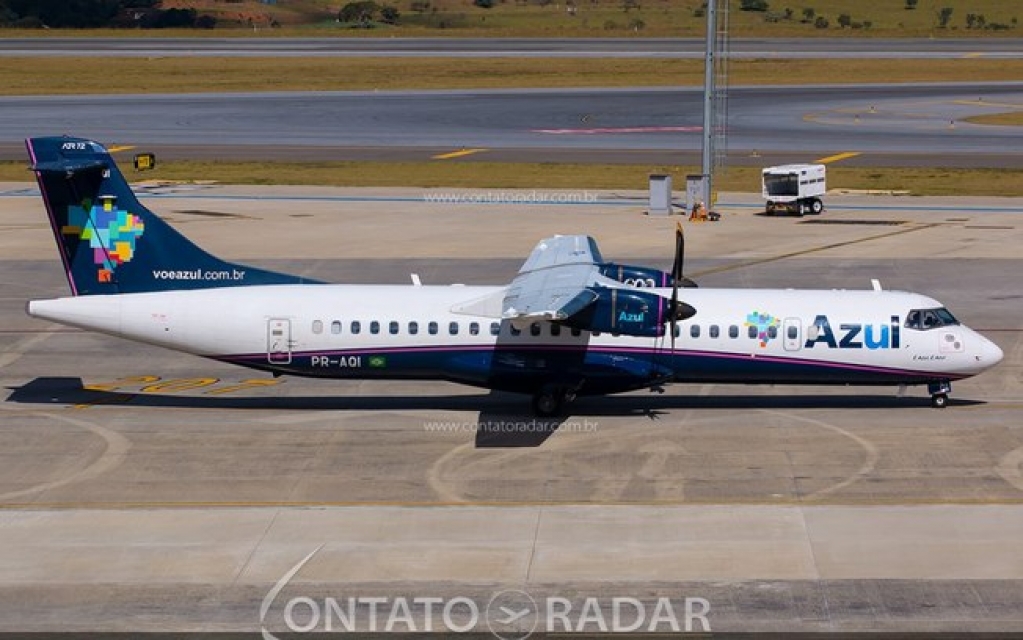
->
xmin=4 ymin=84 xmax=1023 ymax=162
xmin=1 ymin=183 xmax=1021 ymax=634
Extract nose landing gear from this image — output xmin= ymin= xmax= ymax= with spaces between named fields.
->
xmin=928 ymin=381 xmax=952 ymax=409
xmin=532 ymin=384 xmax=580 ymax=417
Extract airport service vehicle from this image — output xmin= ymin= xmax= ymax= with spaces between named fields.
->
xmin=762 ymin=163 xmax=826 ymax=216
xmin=25 ymin=137 xmax=1002 ymax=415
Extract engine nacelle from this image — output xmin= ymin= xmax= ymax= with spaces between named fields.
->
xmin=599 ymin=263 xmax=698 ymax=289
xmin=598 ymin=263 xmax=671 ymax=288
xmin=559 ymin=287 xmax=668 ymax=338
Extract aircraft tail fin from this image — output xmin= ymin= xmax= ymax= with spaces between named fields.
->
xmin=26 ymin=136 xmax=314 ymax=296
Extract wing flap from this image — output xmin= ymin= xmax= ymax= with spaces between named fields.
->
xmin=503 ymin=235 xmax=605 ymax=323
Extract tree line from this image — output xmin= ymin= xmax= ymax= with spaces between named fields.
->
xmin=0 ymin=0 xmax=216 ymax=29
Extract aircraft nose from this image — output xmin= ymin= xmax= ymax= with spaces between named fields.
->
xmin=978 ymin=337 xmax=1004 ymax=368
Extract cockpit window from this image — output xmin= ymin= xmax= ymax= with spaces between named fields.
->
xmin=905 ymin=307 xmax=959 ymax=330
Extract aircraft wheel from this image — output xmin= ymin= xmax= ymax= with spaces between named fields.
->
xmin=931 ymin=393 xmax=949 ymax=409
xmin=532 ymin=388 xmax=564 ymax=417
xmin=810 ymin=198 xmax=824 ymax=215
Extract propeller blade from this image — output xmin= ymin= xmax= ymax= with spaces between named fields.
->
xmin=672 ymin=222 xmax=685 ymax=282
xmin=670 ymin=222 xmax=683 ymax=351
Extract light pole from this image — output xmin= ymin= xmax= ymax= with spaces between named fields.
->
xmin=700 ymin=0 xmax=718 ymax=209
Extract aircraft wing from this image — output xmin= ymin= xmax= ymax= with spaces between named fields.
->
xmin=502 ymin=235 xmax=607 ymax=322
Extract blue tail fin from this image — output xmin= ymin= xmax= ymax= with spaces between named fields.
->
xmin=27 ymin=136 xmax=315 ymax=296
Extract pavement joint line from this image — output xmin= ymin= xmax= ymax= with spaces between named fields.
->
xmin=525 ymin=506 xmax=544 ymax=583
xmin=0 ymin=325 xmax=59 ymax=371
xmin=3 ymin=497 xmax=1023 ymax=510
xmin=232 ymin=507 xmax=282 ymax=587
xmin=692 ymin=223 xmax=939 ymax=278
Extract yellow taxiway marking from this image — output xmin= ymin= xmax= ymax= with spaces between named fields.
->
xmin=963 ymin=52 xmax=984 ymax=59
xmin=432 ymin=148 xmax=487 ymax=160
xmin=106 ymin=145 xmax=135 ymax=153
xmin=814 ymin=151 xmax=861 ymax=164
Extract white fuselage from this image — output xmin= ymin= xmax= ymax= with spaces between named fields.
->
xmin=27 ymin=284 xmax=1004 ymax=397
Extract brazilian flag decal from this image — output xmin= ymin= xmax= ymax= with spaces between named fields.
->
xmin=368 ymin=355 xmax=388 ymax=368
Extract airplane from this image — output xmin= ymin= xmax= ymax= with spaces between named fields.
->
xmin=24 ymin=136 xmax=1003 ymax=415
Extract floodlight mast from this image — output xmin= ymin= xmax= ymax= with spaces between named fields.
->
xmin=700 ymin=0 xmax=717 ymax=208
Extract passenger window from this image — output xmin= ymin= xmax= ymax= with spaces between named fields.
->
xmin=428 ymin=321 xmax=438 ymax=335
xmin=449 ymin=321 xmax=459 ymax=335
xmin=690 ymin=324 xmax=700 ymax=338
xmin=409 ymin=321 xmax=419 ymax=335
xmin=673 ymin=324 xmax=680 ymax=338
xmin=571 ymin=328 xmax=581 ymax=337
xmin=709 ymin=325 xmax=719 ymax=339
xmin=351 ymin=321 xmax=361 ymax=335
xmin=389 ymin=321 xmax=399 ymax=335
xmin=787 ymin=326 xmax=797 ymax=340
xmin=510 ymin=325 xmax=521 ymax=336
xmin=729 ymin=325 xmax=739 ymax=339
xmin=370 ymin=321 xmax=380 ymax=335
xmin=490 ymin=322 xmax=500 ymax=336
xmin=767 ymin=326 xmax=778 ymax=339
xmin=593 ymin=331 xmax=602 ymax=337
xmin=550 ymin=324 xmax=561 ymax=337
xmin=312 ymin=320 xmax=323 ymax=334
xmin=469 ymin=322 xmax=480 ymax=335
xmin=530 ymin=323 xmax=541 ymax=337
xmin=748 ymin=325 xmax=758 ymax=339
xmin=331 ymin=320 xmax=342 ymax=335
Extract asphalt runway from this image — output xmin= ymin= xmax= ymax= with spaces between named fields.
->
xmin=1 ymin=36 xmax=1021 ymax=58
xmin=1 ymin=183 xmax=1021 ymax=633
xmin=3 ymin=83 xmax=1023 ymax=167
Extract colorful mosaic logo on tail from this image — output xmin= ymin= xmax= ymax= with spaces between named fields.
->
xmin=62 ymin=197 xmax=145 ymax=283
xmin=745 ymin=311 xmax=780 ymax=348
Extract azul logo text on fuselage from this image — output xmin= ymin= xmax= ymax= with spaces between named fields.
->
xmin=804 ymin=315 xmax=901 ymax=350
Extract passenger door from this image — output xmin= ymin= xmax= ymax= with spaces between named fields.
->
xmin=267 ymin=318 xmax=292 ymax=364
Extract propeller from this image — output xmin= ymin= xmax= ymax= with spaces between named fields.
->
xmin=668 ymin=222 xmax=698 ymax=351
xmin=670 ymin=222 xmax=683 ymax=351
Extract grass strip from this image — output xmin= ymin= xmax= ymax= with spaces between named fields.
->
xmin=5 ymin=161 xmax=1023 ymax=197
xmin=3 ymin=57 xmax=1023 ymax=94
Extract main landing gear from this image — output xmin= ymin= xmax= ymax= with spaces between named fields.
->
xmin=928 ymin=381 xmax=952 ymax=409
xmin=532 ymin=385 xmax=578 ymax=417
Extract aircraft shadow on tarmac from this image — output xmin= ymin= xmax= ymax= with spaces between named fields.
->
xmin=7 ymin=377 xmax=983 ymax=448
